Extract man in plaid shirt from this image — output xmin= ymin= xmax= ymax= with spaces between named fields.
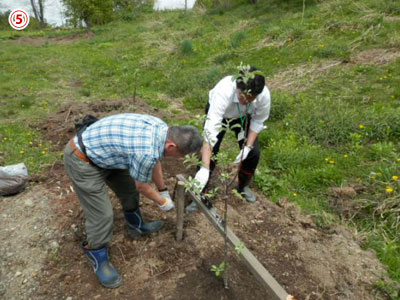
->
xmin=64 ymin=113 xmax=202 ymax=288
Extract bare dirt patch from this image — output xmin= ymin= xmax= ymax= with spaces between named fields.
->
xmin=35 ymin=98 xmax=187 ymax=152
xmin=268 ymin=47 xmax=400 ymax=93
xmin=351 ymin=48 xmax=400 ymax=65
xmin=267 ymin=60 xmax=344 ymax=92
xmin=0 ymin=98 xmax=393 ymax=300
xmin=13 ymin=32 xmax=94 ymax=46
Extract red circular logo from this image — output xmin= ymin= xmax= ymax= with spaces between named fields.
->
xmin=9 ymin=9 xmax=30 ymax=30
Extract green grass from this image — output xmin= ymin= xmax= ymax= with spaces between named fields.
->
xmin=0 ymin=123 xmax=60 ymax=173
xmin=0 ymin=0 xmax=399 ymax=294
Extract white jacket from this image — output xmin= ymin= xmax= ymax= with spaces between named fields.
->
xmin=203 ymin=76 xmax=271 ymax=146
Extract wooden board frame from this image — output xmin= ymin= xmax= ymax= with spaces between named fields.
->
xmin=174 ymin=174 xmax=292 ymax=300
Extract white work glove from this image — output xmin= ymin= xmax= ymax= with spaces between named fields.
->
xmin=233 ymin=146 xmax=252 ymax=165
xmin=160 ymin=190 xmax=172 ymax=201
xmin=159 ymin=196 xmax=175 ymax=211
xmin=194 ymin=166 xmax=210 ymax=191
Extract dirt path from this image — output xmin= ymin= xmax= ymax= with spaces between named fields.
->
xmin=0 ymin=99 xmax=392 ymax=300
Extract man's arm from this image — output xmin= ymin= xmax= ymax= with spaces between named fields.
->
xmin=135 ymin=181 xmax=165 ymax=206
xmin=129 ymin=156 xmax=173 ymax=210
xmin=152 ymin=161 xmax=166 ymax=191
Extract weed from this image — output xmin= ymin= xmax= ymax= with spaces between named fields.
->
xmin=367 ymin=142 xmax=396 ymax=161
xmin=180 ymin=39 xmax=194 ymax=56
xmin=230 ymin=31 xmax=247 ymax=48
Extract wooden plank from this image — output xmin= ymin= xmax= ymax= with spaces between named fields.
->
xmin=176 ymin=174 xmax=291 ymax=300
xmin=175 ymin=181 xmax=185 ymax=241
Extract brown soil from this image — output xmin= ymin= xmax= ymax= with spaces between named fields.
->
xmin=0 ymin=98 xmax=392 ymax=300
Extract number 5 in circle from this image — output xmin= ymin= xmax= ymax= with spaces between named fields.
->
xmin=16 ymin=14 xmax=23 ymax=25
xmin=9 ymin=9 xmax=30 ymax=30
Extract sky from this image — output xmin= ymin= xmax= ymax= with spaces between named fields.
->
xmin=0 ymin=0 xmax=196 ymax=27
xmin=1 ymin=0 xmax=66 ymax=26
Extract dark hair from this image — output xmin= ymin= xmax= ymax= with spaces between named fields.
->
xmin=167 ymin=125 xmax=203 ymax=155
xmin=236 ymin=66 xmax=265 ymax=97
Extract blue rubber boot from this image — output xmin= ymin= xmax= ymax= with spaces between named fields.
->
xmin=124 ymin=208 xmax=164 ymax=239
xmin=185 ymin=201 xmax=199 ymax=213
xmin=81 ymin=242 xmax=122 ymax=288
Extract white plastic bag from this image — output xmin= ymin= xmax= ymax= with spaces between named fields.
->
xmin=0 ymin=163 xmax=29 ymax=196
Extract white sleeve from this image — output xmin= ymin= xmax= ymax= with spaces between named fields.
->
xmin=203 ymin=91 xmax=230 ymax=147
xmin=250 ymin=88 xmax=271 ymax=133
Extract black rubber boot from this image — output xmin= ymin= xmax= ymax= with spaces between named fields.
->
xmin=238 ymin=169 xmax=257 ymax=202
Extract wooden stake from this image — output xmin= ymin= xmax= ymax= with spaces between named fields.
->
xmin=175 ymin=180 xmax=185 ymax=242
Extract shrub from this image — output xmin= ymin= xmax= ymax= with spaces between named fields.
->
xmin=254 ymin=168 xmax=284 ymax=195
xmin=62 ymin=0 xmax=114 ymax=30
xmin=230 ymin=31 xmax=247 ymax=48
xmin=268 ymin=92 xmax=293 ymax=121
xmin=180 ymin=39 xmax=194 ymax=56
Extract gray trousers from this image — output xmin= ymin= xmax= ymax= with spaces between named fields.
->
xmin=64 ymin=142 xmax=139 ymax=249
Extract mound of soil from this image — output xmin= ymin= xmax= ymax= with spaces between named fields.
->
xmin=0 ymin=98 xmax=392 ymax=300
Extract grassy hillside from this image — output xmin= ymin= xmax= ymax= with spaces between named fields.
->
xmin=0 ymin=0 xmax=399 ymax=296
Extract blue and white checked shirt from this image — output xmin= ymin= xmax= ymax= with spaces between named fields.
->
xmin=73 ymin=113 xmax=168 ymax=183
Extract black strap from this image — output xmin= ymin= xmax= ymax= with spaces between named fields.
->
xmin=74 ymin=115 xmax=99 ymax=156
xmin=76 ymin=128 xmax=100 ymax=168
xmin=77 ymin=127 xmax=88 ymax=156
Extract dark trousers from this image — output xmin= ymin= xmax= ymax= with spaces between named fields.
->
xmin=205 ymin=103 xmax=260 ymax=191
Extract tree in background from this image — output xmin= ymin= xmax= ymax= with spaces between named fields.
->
xmin=114 ymin=0 xmax=154 ymax=21
xmin=30 ymin=0 xmax=45 ymax=26
xmin=62 ymin=0 xmax=114 ymax=32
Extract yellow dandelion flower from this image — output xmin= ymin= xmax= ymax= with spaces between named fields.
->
xmin=385 ymin=187 xmax=394 ymax=194
xmin=20 ymin=150 xmax=24 ymax=154
xmin=3 ymin=137 xmax=8 ymax=141
xmin=329 ymin=160 xmax=335 ymax=164
xmin=42 ymin=151 xmax=46 ymax=155
xmin=293 ymin=193 xmax=298 ymax=197
xmin=393 ymin=176 xmax=399 ymax=180
xmin=359 ymin=124 xmax=364 ymax=129
xmin=397 ymin=158 xmax=400 ymax=162
xmin=325 ymin=158 xmax=329 ymax=162
xmin=343 ymin=154 xmax=348 ymax=158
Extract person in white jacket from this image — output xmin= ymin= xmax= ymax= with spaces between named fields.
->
xmin=186 ymin=66 xmax=271 ymax=212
